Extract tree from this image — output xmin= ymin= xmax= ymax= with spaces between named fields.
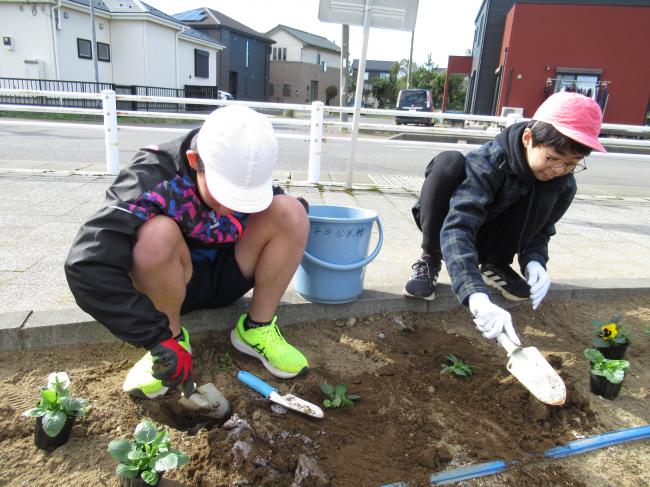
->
xmin=447 ymin=74 xmax=468 ymax=111
xmin=325 ymin=85 xmax=338 ymax=105
xmin=371 ymin=78 xmax=396 ymax=108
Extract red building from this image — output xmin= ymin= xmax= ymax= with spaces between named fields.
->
xmin=494 ymin=3 xmax=650 ymax=124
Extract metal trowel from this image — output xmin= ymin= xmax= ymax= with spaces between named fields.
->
xmin=237 ymin=371 xmax=324 ymax=418
xmin=497 ymin=333 xmax=566 ymax=406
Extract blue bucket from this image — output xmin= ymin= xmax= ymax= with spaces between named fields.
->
xmin=294 ymin=205 xmax=383 ymax=304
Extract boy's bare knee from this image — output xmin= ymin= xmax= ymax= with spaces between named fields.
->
xmin=133 ymin=216 xmax=185 ymax=268
xmin=270 ymin=195 xmax=309 ymax=237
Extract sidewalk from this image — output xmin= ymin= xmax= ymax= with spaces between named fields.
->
xmin=1 ymin=168 xmax=650 ymax=351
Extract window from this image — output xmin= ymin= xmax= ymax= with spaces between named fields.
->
xmin=272 ymin=47 xmax=287 ymax=61
xmin=554 ymin=73 xmax=598 ymax=98
xmin=194 ymin=49 xmax=209 ymax=78
xmin=283 ymin=84 xmax=290 ymax=97
xmin=364 ymin=71 xmax=369 ymax=80
xmin=245 ymin=40 xmax=249 ymax=68
xmin=97 ymin=42 xmax=110 ymax=62
xmin=77 ymin=38 xmax=92 ymax=59
xmin=316 ymin=53 xmax=321 ymax=65
xmin=379 ymin=72 xmax=390 ymax=80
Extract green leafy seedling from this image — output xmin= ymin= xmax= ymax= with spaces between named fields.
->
xmin=441 ymin=355 xmax=476 ymax=378
xmin=217 ymin=352 xmax=232 ymax=372
xmin=23 ymin=372 xmax=89 ymax=437
xmin=108 ymin=420 xmax=190 ymax=485
xmin=320 ymin=382 xmax=361 ymax=409
xmin=584 ymin=348 xmax=630 ymax=384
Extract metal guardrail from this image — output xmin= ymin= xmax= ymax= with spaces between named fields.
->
xmin=1 ymin=88 xmax=650 ymax=181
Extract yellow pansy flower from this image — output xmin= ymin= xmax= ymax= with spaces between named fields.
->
xmin=599 ymin=322 xmax=618 ymax=339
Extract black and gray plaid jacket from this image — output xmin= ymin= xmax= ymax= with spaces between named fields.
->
xmin=441 ymin=122 xmax=577 ymax=305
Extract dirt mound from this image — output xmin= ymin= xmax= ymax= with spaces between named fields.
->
xmin=1 ymin=296 xmax=648 ymax=486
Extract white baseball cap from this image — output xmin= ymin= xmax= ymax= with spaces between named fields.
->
xmin=196 ymin=105 xmax=278 ymax=213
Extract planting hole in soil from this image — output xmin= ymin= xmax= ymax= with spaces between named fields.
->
xmin=1 ymin=296 xmax=649 ymax=486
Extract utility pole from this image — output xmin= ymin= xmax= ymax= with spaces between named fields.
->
xmin=89 ymin=0 xmax=99 ymax=84
xmin=406 ymin=28 xmax=414 ymax=88
xmin=340 ymin=24 xmax=349 ymax=124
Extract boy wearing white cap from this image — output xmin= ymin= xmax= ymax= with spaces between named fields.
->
xmin=403 ymin=92 xmax=606 ymax=345
xmin=65 ymin=105 xmax=309 ymax=400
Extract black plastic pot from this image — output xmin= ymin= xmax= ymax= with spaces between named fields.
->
xmin=597 ymin=341 xmax=629 ymax=360
xmin=34 ymin=415 xmax=75 ymax=450
xmin=119 ymin=474 xmax=161 ymax=487
xmin=589 ymin=372 xmax=623 ymax=400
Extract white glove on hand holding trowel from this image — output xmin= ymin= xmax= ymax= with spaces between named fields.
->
xmin=468 ymin=292 xmax=521 ymax=346
xmin=525 ymin=261 xmax=551 ymax=310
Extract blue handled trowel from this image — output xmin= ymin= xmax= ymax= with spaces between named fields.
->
xmin=237 ymin=371 xmax=324 ymax=418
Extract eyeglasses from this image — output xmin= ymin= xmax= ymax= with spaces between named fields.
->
xmin=544 ymin=154 xmax=587 ymax=174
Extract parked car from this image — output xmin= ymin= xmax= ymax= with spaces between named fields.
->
xmin=395 ymin=88 xmax=433 ymax=126
xmin=218 ymin=90 xmax=234 ymax=100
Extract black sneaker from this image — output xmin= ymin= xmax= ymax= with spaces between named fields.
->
xmin=402 ymin=257 xmax=440 ymax=300
xmin=480 ymin=263 xmax=530 ymax=301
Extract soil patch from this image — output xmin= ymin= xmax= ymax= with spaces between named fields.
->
xmin=1 ymin=296 xmax=649 ymax=486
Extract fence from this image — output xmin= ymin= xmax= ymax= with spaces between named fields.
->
xmin=0 ymin=78 xmax=219 ymax=113
xmin=1 ymin=88 xmax=650 ymax=185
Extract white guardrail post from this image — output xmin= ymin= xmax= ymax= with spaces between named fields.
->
xmin=101 ymin=89 xmax=120 ymax=175
xmin=308 ymin=101 xmax=324 ymax=183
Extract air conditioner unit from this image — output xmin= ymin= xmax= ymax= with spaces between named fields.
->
xmin=501 ymin=106 xmax=523 ymax=117
xmin=3 ymin=36 xmax=14 ymax=50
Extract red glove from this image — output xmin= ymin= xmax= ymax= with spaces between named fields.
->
xmin=151 ymin=337 xmax=194 ymax=397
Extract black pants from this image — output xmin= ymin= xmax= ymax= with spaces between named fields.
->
xmin=412 ymin=151 xmax=532 ymax=267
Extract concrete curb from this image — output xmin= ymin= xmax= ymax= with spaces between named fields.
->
xmin=2 ymin=280 xmax=650 ymax=352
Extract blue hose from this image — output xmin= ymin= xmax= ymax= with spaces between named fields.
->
xmin=426 ymin=424 xmax=650 ymax=486
xmin=378 ymin=424 xmax=650 ymax=486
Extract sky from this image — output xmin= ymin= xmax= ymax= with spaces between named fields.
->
xmin=142 ymin=0 xmax=484 ymax=67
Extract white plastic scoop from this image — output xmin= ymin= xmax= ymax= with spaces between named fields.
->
xmin=179 ymin=383 xmax=231 ymax=419
xmin=237 ymin=371 xmax=324 ymax=418
xmin=497 ymin=334 xmax=566 ymax=406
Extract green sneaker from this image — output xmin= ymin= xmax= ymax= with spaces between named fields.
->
xmin=123 ymin=327 xmax=192 ymax=399
xmin=230 ymin=314 xmax=308 ymax=378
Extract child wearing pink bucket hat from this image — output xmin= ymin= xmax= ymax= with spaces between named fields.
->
xmin=66 ymin=105 xmax=311 ymax=404
xmin=404 ymin=92 xmax=605 ymax=346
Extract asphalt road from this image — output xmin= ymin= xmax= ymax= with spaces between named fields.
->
xmin=1 ymin=119 xmax=650 ymax=197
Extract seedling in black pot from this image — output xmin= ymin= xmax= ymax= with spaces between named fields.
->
xmin=584 ymin=348 xmax=630 ymax=400
xmin=22 ymin=371 xmax=88 ymax=450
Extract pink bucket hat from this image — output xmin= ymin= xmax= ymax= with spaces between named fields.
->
xmin=532 ymin=91 xmax=606 ymax=152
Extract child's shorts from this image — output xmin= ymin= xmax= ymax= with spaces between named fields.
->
xmin=180 ymin=245 xmax=254 ymax=314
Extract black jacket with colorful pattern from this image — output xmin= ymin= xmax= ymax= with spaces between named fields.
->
xmin=441 ymin=122 xmax=577 ymax=305
xmin=65 ymin=129 xmax=249 ymax=349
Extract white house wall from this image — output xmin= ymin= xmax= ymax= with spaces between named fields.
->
xmin=300 ymin=46 xmax=338 ymax=68
xmin=268 ymin=30 xmax=303 ymax=62
xmin=57 ymin=6 xmax=113 ymax=82
xmin=0 ymin=3 xmax=56 ymax=79
xmin=144 ymin=21 xmax=175 ymax=88
xmin=178 ymin=39 xmax=217 ymax=87
xmin=110 ymin=20 xmax=146 ymax=85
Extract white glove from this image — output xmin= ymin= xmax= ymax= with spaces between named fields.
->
xmin=468 ymin=292 xmax=521 ymax=346
xmin=525 ymin=261 xmax=551 ymax=310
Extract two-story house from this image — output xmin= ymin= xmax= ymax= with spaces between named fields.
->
xmin=265 ymin=24 xmax=340 ymax=105
xmin=0 ymin=0 xmax=224 ymax=92
xmin=173 ymin=7 xmax=274 ymax=101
